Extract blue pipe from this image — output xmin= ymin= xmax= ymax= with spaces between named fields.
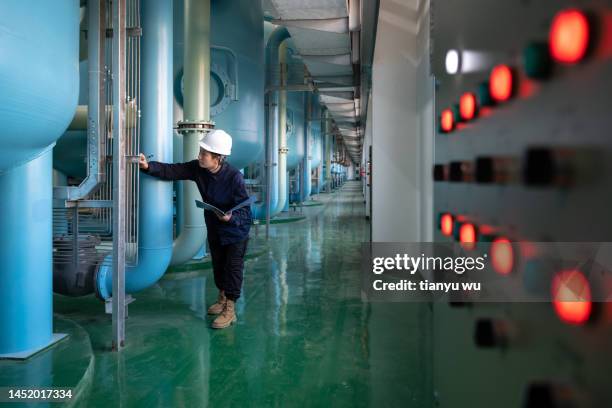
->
xmin=318 ymin=154 xmax=324 ymax=194
xmin=96 ymin=0 xmax=174 ymax=299
xmin=54 ymin=0 xmax=104 ymax=200
xmin=251 ymin=94 xmax=279 ymax=219
xmin=314 ymin=113 xmax=323 ymax=194
xmin=283 ymin=176 xmax=290 ymax=212
xmin=318 ymin=109 xmax=324 ymax=193
xmin=301 ymin=93 xmax=312 ymax=201
xmin=170 ymin=0 xmax=210 ymax=266
xmin=0 ymin=0 xmax=79 ymax=356
xmin=289 ymin=166 xmax=301 ymax=204
xmin=252 ymin=27 xmax=289 ymax=219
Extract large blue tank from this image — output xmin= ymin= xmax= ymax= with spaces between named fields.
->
xmin=310 ymin=126 xmax=322 ymax=169
xmin=174 ymin=0 xmax=264 ymax=169
xmin=310 ymin=100 xmax=322 ymax=169
xmin=53 ymin=60 xmax=89 ymax=179
xmin=287 ymin=92 xmax=305 ymax=170
xmin=0 ymin=0 xmax=79 ymax=356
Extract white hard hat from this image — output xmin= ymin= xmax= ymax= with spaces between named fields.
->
xmin=199 ymin=129 xmax=232 ymax=156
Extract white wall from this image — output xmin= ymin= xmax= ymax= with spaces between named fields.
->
xmin=347 ymin=163 xmax=355 ymax=180
xmin=371 ymin=0 xmax=433 ymax=242
xmin=416 ymin=2 xmax=434 ymax=242
xmin=364 ymin=94 xmax=373 ymax=219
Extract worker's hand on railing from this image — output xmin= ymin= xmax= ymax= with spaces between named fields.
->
xmin=217 ymin=211 xmax=232 ymax=222
xmin=138 ymin=153 xmax=149 ymax=170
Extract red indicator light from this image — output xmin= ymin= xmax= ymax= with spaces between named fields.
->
xmin=489 ymin=65 xmax=514 ymax=102
xmin=459 ymin=92 xmax=478 ymax=121
xmin=441 ymin=214 xmax=454 ymax=236
xmin=478 ymin=224 xmax=495 ymax=235
xmin=550 ymin=9 xmax=590 ymax=64
xmin=440 ymin=109 xmax=454 ymax=133
xmin=518 ymin=78 xmax=539 ymax=99
xmin=479 ymin=107 xmax=493 ymax=119
xmin=459 ymin=223 xmax=477 ymax=250
xmin=552 ymin=269 xmax=592 ymax=325
xmin=491 ymin=237 xmax=513 ymax=275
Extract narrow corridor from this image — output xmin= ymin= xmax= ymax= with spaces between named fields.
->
xmin=41 ymin=181 xmax=432 ymax=407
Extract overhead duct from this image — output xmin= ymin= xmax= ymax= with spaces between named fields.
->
xmin=270 ymin=17 xmax=348 ymax=33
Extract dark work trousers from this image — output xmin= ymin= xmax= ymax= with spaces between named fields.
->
xmin=208 ymin=238 xmax=249 ymax=301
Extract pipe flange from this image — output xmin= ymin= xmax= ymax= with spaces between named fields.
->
xmin=175 ymin=120 xmax=216 ymax=134
xmin=279 ymin=147 xmax=289 ymax=154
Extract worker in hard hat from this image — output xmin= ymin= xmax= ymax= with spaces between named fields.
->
xmin=138 ymin=129 xmax=251 ymax=329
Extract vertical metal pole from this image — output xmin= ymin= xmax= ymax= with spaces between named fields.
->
xmin=304 ymin=93 xmax=311 ymax=201
xmin=265 ymin=95 xmax=271 ymax=239
xmin=112 ymin=0 xmax=127 ymax=351
xmin=72 ymin=206 xmax=79 ymax=269
xmin=324 ymin=110 xmax=331 ymax=193
xmin=95 ymin=0 xmax=107 ymax=186
xmin=265 ymin=164 xmax=271 ymax=238
xmin=277 ymin=41 xmax=288 ymax=212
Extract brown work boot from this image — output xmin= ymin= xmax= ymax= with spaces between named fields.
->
xmin=212 ymin=299 xmax=236 ymax=329
xmin=207 ymin=291 xmax=227 ymax=315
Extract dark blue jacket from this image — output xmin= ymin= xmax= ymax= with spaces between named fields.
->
xmin=143 ymin=160 xmax=251 ymax=245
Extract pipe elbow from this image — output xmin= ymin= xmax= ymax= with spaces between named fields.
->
xmin=252 ymin=196 xmax=279 ymax=220
xmin=266 ymin=27 xmax=290 ymax=53
xmin=170 ymin=226 xmax=206 ymax=266
xmin=96 ymin=245 xmax=173 ymax=300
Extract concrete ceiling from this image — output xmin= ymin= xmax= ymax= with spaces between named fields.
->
xmin=264 ymin=0 xmax=362 ymax=164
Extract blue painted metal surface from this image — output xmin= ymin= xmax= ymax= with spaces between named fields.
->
xmin=310 ymin=131 xmax=322 ymax=169
xmin=96 ymin=0 xmax=174 ymax=299
xmin=0 ymin=2 xmax=79 ymax=174
xmin=210 ymin=0 xmax=264 ymax=169
xmin=283 ymin=177 xmax=290 ymax=212
xmin=286 ymin=73 xmax=305 ymax=171
xmin=310 ymin=101 xmax=322 ymax=170
xmin=310 ymin=100 xmax=323 ymax=195
xmin=0 ymin=0 xmax=79 ymax=356
xmin=250 ymin=95 xmax=279 ymax=220
xmin=53 ymin=60 xmax=88 ymax=177
xmin=174 ymin=0 xmax=264 ymax=170
xmin=0 ymin=150 xmax=55 ymax=356
xmin=53 ymin=130 xmax=87 ymax=178
xmin=170 ymin=0 xmax=210 ymax=266
xmin=251 ymin=26 xmax=289 ymax=219
xmin=286 ymin=110 xmax=304 ymax=170
xmin=301 ymin=94 xmax=313 ymax=201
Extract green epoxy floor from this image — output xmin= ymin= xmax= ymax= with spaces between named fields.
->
xmin=49 ymin=181 xmax=432 ymax=407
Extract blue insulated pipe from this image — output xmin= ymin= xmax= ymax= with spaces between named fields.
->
xmin=170 ymin=0 xmax=210 ymax=265
xmin=301 ymin=93 xmax=312 ymax=201
xmin=0 ymin=0 xmax=79 ymax=356
xmin=96 ymin=0 xmax=174 ymax=299
xmin=252 ymin=27 xmax=289 ymax=219
xmin=250 ymin=93 xmax=279 ymax=219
